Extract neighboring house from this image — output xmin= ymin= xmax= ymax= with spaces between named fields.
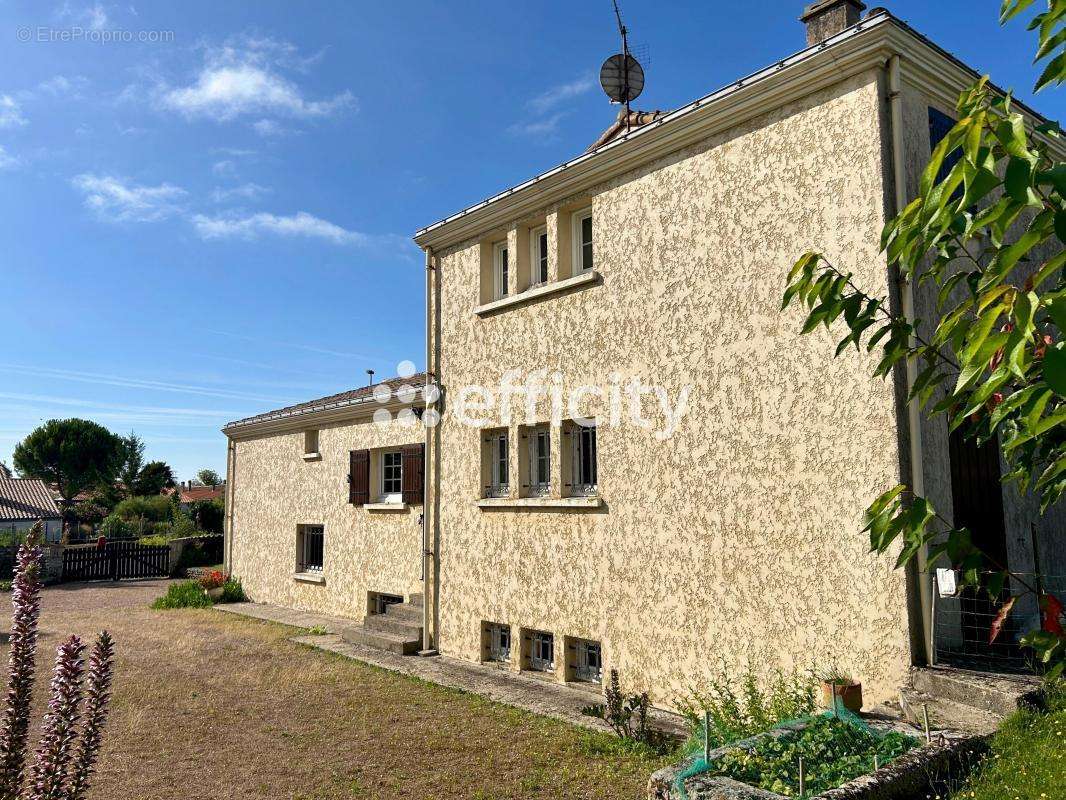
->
xmin=225 ymin=2 xmax=1065 ymax=711
xmin=167 ymin=482 xmax=226 ymax=512
xmin=0 ymin=479 xmax=63 ymax=543
xmin=223 ymin=378 xmax=427 ymax=620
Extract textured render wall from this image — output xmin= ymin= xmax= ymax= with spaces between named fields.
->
xmin=229 ymin=417 xmax=424 ymax=619
xmin=433 ymin=68 xmax=913 ymax=709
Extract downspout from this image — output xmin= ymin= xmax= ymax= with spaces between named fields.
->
xmin=421 ymin=245 xmax=439 ymax=654
xmin=223 ymin=437 xmax=236 ymax=574
xmin=887 ymin=54 xmax=934 ymax=666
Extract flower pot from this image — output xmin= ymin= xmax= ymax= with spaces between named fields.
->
xmin=821 ymin=680 xmax=863 ymax=713
xmin=206 ymin=587 xmax=224 ymax=601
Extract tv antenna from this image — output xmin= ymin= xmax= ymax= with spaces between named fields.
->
xmin=600 ymin=0 xmax=645 ymax=133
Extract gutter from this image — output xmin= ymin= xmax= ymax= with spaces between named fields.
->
xmin=887 ymin=54 xmax=934 ymax=666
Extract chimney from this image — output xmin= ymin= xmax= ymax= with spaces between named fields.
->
xmin=800 ymin=0 xmax=866 ymax=46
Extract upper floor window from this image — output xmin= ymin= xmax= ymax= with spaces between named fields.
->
xmin=571 ymin=424 xmax=598 ymax=496
xmin=529 ymin=426 xmax=551 ymax=496
xmin=572 ymin=209 xmax=593 ymax=273
xmin=530 ymin=225 xmax=549 ymax=286
xmin=487 ymin=431 xmax=509 ymax=497
xmin=493 ymin=240 xmax=509 ymax=299
xmin=381 ymin=450 xmax=403 ymax=501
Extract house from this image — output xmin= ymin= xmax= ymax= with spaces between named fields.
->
xmin=224 ymin=2 xmax=1065 ymax=711
xmin=223 ymin=377 xmax=428 ymax=623
xmin=0 ymin=479 xmax=64 ymax=543
xmin=167 ymin=482 xmax=226 ymax=512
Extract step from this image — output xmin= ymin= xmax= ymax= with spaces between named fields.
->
xmin=407 ymin=592 xmax=424 ymax=606
xmin=364 ymin=612 xmax=424 ymax=638
xmin=911 ymin=666 xmax=1040 ymax=718
xmin=340 ymin=626 xmax=421 ymax=656
xmin=899 ymin=687 xmax=1002 ymax=737
xmin=383 ymin=602 xmax=423 ymax=623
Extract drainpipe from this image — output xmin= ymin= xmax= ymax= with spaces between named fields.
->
xmin=421 ymin=245 xmax=438 ymax=654
xmin=887 ymin=54 xmax=934 ymax=666
xmin=223 ymin=437 xmax=236 ymax=574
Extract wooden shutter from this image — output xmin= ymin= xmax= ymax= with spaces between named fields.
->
xmin=401 ymin=443 xmax=424 ymax=505
xmin=349 ymin=450 xmax=369 ymax=506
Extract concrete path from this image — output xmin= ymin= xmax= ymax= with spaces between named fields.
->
xmin=215 ymin=601 xmax=689 ymax=737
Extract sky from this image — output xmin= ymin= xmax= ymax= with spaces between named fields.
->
xmin=0 ymin=1 xmax=1062 ymax=482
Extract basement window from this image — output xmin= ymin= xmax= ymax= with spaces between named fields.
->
xmin=569 ymin=638 xmax=603 ymax=683
xmin=571 ymin=209 xmax=593 ymax=273
xmin=529 ymin=225 xmax=549 ymax=287
xmin=493 ymin=240 xmax=510 ymax=299
xmin=484 ymin=622 xmax=512 ymax=663
xmin=526 ymin=629 xmax=555 ymax=672
xmin=369 ymin=592 xmax=403 ymax=615
xmin=296 ymin=524 xmax=324 ymax=574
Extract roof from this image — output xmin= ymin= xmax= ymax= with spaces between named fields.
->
xmin=413 ymin=10 xmax=1055 ymax=249
xmin=0 ymin=479 xmax=63 ymax=522
xmin=177 ymin=485 xmax=224 ymax=503
xmin=224 ymin=373 xmax=429 ymax=432
xmin=586 ymin=109 xmax=669 ymax=152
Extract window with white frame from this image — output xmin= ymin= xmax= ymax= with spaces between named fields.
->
xmin=493 ymin=240 xmax=509 ymax=299
xmin=529 ymin=630 xmax=554 ymax=672
xmin=572 ymin=209 xmax=593 ymax=273
xmin=571 ymin=424 xmax=598 ymax=496
xmin=485 ymin=622 xmax=511 ymax=662
xmin=530 ymin=225 xmax=549 ymax=286
xmin=486 ymin=431 xmax=509 ymax=498
xmin=573 ymin=639 xmax=603 ymax=683
xmin=381 ymin=450 xmax=403 ymax=502
xmin=297 ymin=524 xmax=324 ymax=574
xmin=528 ymin=427 xmax=550 ymax=496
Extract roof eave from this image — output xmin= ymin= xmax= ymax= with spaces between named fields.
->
xmin=223 ymin=394 xmax=426 ymax=440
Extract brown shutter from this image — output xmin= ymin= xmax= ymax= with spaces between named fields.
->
xmin=349 ymin=450 xmax=369 ymax=506
xmin=401 ymin=443 xmax=424 ymax=505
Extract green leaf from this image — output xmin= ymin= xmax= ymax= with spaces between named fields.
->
xmin=1044 ymin=347 xmax=1066 ymax=396
xmin=1035 ymin=50 xmax=1066 ymax=91
xmin=1000 ymin=0 xmax=1036 ymax=23
xmin=1004 ymin=158 xmax=1035 ymax=204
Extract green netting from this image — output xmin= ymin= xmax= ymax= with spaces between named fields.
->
xmin=674 ymin=697 xmax=908 ymax=799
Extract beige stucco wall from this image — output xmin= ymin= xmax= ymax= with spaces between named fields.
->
xmin=431 ymin=68 xmax=914 ymax=709
xmin=228 ymin=416 xmax=424 ymax=619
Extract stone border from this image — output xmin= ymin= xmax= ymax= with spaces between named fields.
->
xmin=648 ymin=720 xmax=986 ymax=800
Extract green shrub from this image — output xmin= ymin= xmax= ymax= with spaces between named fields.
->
xmin=113 ymin=495 xmax=173 ymax=524
xmin=0 ymin=580 xmax=11 ymax=592
xmin=151 ymin=580 xmax=212 ymax=610
xmin=99 ymin=514 xmax=131 ymax=538
xmin=676 ymin=661 xmax=818 ymax=750
xmin=137 ymin=534 xmax=169 ymax=546
xmin=219 ymin=577 xmax=246 ymax=603
xmin=169 ymin=513 xmax=198 ymax=539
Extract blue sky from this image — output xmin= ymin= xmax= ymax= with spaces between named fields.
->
xmin=0 ymin=1 xmax=1061 ymax=482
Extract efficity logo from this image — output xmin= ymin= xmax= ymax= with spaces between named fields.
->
xmin=372 ymin=361 xmax=690 ymax=441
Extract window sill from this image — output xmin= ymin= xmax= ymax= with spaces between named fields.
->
xmin=301 ymin=452 xmax=321 ymax=462
xmin=475 ymin=270 xmax=600 ymax=316
xmin=293 ymin=572 xmax=325 ymax=585
xmin=365 ymin=502 xmax=409 ymax=512
xmin=476 ymin=496 xmax=602 ymax=510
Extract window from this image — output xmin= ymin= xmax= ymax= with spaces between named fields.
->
xmin=297 ymin=524 xmax=324 ymax=574
xmin=572 ymin=209 xmax=593 ymax=273
xmin=529 ymin=427 xmax=550 ymax=496
xmin=572 ymin=639 xmax=603 ymax=683
xmin=370 ymin=592 xmax=403 ymax=615
xmin=571 ymin=424 xmax=598 ymax=496
xmin=529 ymin=225 xmax=549 ymax=286
xmin=493 ymin=240 xmax=509 ymax=299
xmin=381 ymin=450 xmax=403 ymax=501
xmin=486 ymin=431 xmax=509 ymax=498
xmin=485 ymin=622 xmax=511 ymax=662
xmin=303 ymin=429 xmax=319 ymax=456
xmin=529 ymin=630 xmax=554 ymax=672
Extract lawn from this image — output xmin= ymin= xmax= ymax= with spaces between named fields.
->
xmin=13 ymin=580 xmax=666 ymax=800
xmin=952 ymin=682 xmax=1065 ymax=800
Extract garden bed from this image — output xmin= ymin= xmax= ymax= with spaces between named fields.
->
xmin=648 ymin=717 xmax=985 ymax=800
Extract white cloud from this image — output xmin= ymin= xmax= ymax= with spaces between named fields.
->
xmin=160 ymin=37 xmax=355 ymax=124
xmin=37 ymin=75 xmax=89 ymax=96
xmin=251 ymin=118 xmax=287 ymax=137
xmin=190 ymin=211 xmax=368 ymax=245
xmin=210 ymin=182 xmax=271 ymax=203
xmin=0 ymin=96 xmax=27 ymax=129
xmin=508 ymin=112 xmax=567 ymax=138
xmin=71 ymin=173 xmax=186 ymax=222
xmin=211 ymin=159 xmax=237 ymax=176
xmin=57 ymin=2 xmax=110 ymax=30
xmin=528 ymin=75 xmax=595 ymax=113
xmin=0 ymin=146 xmax=20 ymax=170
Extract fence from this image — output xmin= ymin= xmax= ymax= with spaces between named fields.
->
xmin=61 ymin=540 xmax=170 ymax=582
xmin=932 ymin=571 xmax=1066 ymax=674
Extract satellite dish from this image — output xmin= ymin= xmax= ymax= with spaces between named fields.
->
xmin=599 ymin=53 xmax=644 ymax=104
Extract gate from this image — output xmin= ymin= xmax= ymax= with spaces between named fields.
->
xmin=62 ymin=541 xmax=170 ymax=582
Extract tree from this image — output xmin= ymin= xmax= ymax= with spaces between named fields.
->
xmin=783 ymin=2 xmax=1066 ymax=676
xmin=196 ymin=469 xmax=222 ymax=487
xmin=12 ymin=420 xmax=123 ymax=508
xmin=116 ymin=432 xmax=145 ymax=497
xmin=0 ymin=461 xmax=10 ymax=479
xmin=132 ymin=461 xmax=175 ymax=496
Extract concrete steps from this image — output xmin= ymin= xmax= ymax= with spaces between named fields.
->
xmin=899 ymin=666 xmax=1041 ymax=736
xmin=340 ymin=594 xmax=423 ymax=656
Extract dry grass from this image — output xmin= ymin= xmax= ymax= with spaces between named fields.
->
xmin=10 ymin=581 xmax=665 ymax=800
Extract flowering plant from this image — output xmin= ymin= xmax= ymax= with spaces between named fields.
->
xmin=198 ymin=570 xmax=226 ymax=591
